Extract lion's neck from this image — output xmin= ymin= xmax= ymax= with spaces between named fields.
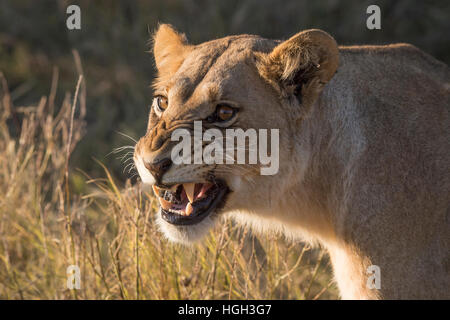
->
xmin=268 ymin=170 xmax=380 ymax=300
xmin=273 ymin=80 xmax=379 ymax=299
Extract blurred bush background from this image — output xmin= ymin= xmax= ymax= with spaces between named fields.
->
xmin=1 ymin=0 xmax=449 ymax=183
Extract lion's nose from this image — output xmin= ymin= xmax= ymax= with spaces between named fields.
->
xmin=144 ymin=157 xmax=172 ymax=182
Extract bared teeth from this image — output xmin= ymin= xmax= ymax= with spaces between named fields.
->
xmin=158 ymin=197 xmax=172 ymax=210
xmin=186 ymin=202 xmax=194 ymax=216
xmin=184 ymin=183 xmax=195 ymax=203
xmin=154 ymin=182 xmax=210 ymax=216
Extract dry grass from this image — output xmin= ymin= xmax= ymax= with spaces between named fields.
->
xmin=0 ymin=70 xmax=338 ymax=300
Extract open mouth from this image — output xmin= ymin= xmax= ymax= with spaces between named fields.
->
xmin=152 ymin=180 xmax=228 ymax=225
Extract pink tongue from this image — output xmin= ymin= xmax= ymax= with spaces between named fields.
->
xmin=170 ymin=183 xmax=214 ymax=213
xmin=195 ymin=183 xmax=213 ymax=201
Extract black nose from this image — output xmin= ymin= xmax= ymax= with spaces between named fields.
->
xmin=144 ymin=158 xmax=172 ymax=183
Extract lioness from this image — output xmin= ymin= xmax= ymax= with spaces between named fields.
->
xmin=134 ymin=24 xmax=450 ymax=299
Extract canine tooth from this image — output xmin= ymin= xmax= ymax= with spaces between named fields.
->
xmin=186 ymin=202 xmax=194 ymax=216
xmin=158 ymin=197 xmax=172 ymax=210
xmin=184 ymin=183 xmax=195 ymax=203
xmin=170 ymin=184 xmax=179 ymax=192
xmin=152 ymin=185 xmax=159 ymax=195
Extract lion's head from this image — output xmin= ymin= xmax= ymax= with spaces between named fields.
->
xmin=134 ymin=24 xmax=338 ymax=243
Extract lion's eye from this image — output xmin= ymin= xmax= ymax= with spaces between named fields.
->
xmin=207 ymin=104 xmax=236 ymax=123
xmin=217 ymin=105 xmax=235 ymax=121
xmin=154 ymin=96 xmax=168 ymax=113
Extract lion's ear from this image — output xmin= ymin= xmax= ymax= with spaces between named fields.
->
xmin=258 ymin=29 xmax=339 ymax=108
xmin=153 ymin=24 xmax=191 ymax=76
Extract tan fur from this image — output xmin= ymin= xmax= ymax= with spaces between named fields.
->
xmin=153 ymin=24 xmax=192 ymax=84
xmin=135 ymin=25 xmax=450 ymax=299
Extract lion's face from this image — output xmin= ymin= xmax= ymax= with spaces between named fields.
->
xmin=134 ymin=25 xmax=338 ymax=243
